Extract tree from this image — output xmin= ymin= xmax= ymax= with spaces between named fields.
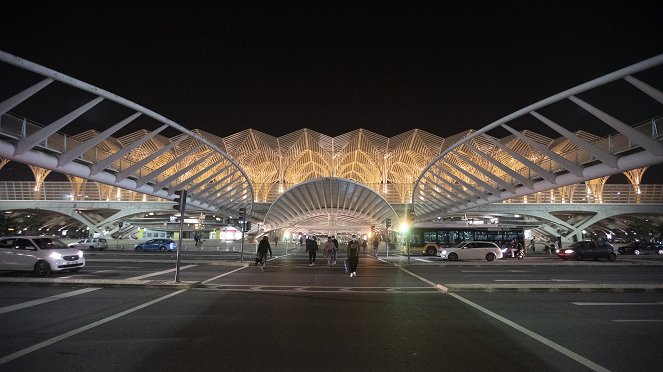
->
xmin=628 ymin=217 xmax=659 ymax=242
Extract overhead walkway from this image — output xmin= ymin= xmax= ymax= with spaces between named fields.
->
xmin=414 ymin=54 xmax=663 ymax=220
xmin=0 ymin=51 xmax=254 ymax=218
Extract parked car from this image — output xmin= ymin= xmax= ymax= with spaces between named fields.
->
xmin=68 ymin=237 xmax=108 ymax=250
xmin=0 ymin=236 xmax=85 ymax=276
xmin=619 ymin=241 xmax=663 ymax=255
xmin=557 ymin=241 xmax=616 ymax=261
xmin=438 ymin=241 xmax=503 ymax=261
xmin=134 ymin=239 xmax=177 ymax=252
xmin=617 ymin=241 xmax=643 ymax=255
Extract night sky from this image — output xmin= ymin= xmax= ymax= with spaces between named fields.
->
xmin=1 ymin=1 xmax=663 ymax=139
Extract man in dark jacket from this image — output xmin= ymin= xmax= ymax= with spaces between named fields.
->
xmin=347 ymin=235 xmax=360 ymax=277
xmin=256 ymin=236 xmax=272 ymax=272
xmin=305 ymin=236 xmax=318 ymax=266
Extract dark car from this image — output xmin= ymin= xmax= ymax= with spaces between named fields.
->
xmin=134 ymin=239 xmax=177 ymax=252
xmin=557 ymin=241 xmax=616 ymax=261
xmin=617 ymin=241 xmax=643 ymax=255
xmin=619 ymin=241 xmax=663 ymax=255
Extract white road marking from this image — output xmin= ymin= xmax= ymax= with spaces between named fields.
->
xmin=493 ymin=279 xmax=584 ymax=282
xmin=613 ymin=319 xmax=663 ymax=322
xmin=573 ymin=302 xmax=663 ymax=306
xmin=0 ymin=289 xmax=188 ymax=365
xmin=127 ymin=264 xmax=197 ymax=280
xmin=462 ymin=270 xmax=532 ymax=273
xmin=0 ymin=288 xmax=102 ymax=315
xmin=446 ymin=292 xmax=611 ymax=372
xmin=201 ymin=266 xmax=247 ymax=284
xmin=393 ymin=263 xmax=611 ymax=372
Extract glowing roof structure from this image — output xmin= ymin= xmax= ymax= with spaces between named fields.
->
xmin=1 ymin=50 xmax=663 ymax=231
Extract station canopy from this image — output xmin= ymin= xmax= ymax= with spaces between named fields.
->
xmin=263 ymin=177 xmax=397 ymax=232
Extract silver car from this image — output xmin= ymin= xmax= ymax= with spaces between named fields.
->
xmin=439 ymin=241 xmax=503 ymax=261
xmin=68 ymin=237 xmax=108 ymax=250
xmin=0 ymin=236 xmax=85 ymax=276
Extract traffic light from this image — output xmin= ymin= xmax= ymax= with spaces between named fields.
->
xmin=385 ymin=218 xmax=391 ymax=229
xmin=238 ymin=207 xmax=245 ymax=220
xmin=173 ymin=189 xmax=187 ymax=212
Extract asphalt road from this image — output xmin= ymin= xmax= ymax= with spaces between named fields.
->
xmin=1 ymin=251 xmax=662 ymax=371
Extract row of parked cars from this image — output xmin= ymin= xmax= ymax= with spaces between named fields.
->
xmin=66 ymin=237 xmax=179 ymax=252
xmin=616 ymin=241 xmax=663 ymax=255
xmin=433 ymin=239 xmax=663 ymax=262
xmin=0 ymin=236 xmax=179 ymax=277
xmin=435 ymin=239 xmax=663 ymax=262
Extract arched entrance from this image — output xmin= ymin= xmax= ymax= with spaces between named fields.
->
xmin=263 ymin=178 xmax=398 ymax=236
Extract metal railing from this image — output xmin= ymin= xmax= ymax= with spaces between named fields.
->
xmin=0 ymin=181 xmax=167 ymax=202
xmin=0 ymin=181 xmax=661 ymax=204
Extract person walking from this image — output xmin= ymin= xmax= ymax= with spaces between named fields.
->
xmin=306 ymin=236 xmax=318 ymax=266
xmin=372 ymin=238 xmax=379 ymax=256
xmin=331 ymin=236 xmax=339 ymax=265
xmin=256 ymin=236 xmax=272 ymax=272
xmin=347 ymin=235 xmax=360 ymax=277
xmin=274 ymin=236 xmax=278 ymax=246
xmin=323 ymin=236 xmax=335 ymax=266
xmin=361 ymin=239 xmax=368 ymax=254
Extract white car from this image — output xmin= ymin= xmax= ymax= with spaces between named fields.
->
xmin=68 ymin=237 xmax=108 ymax=250
xmin=438 ymin=241 xmax=503 ymax=261
xmin=0 ymin=236 xmax=85 ymax=276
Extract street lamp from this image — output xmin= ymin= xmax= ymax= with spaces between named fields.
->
xmin=400 ymin=222 xmax=410 ymax=263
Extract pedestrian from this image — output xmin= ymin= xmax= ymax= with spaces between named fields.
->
xmin=323 ymin=236 xmax=335 ymax=266
xmin=529 ymin=237 xmax=536 ymax=252
xmin=347 ymin=234 xmax=360 ymax=277
xmin=331 ymin=236 xmax=339 ymax=264
xmin=306 ymin=236 xmax=318 ymax=266
xmin=274 ymin=236 xmax=278 ymax=246
xmin=256 ymin=236 xmax=272 ymax=272
xmin=361 ymin=239 xmax=368 ymax=254
xmin=194 ymin=233 xmax=200 ymax=247
xmin=372 ymin=238 xmax=379 ymax=255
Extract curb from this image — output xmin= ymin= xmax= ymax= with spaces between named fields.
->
xmin=86 ymin=258 xmax=249 ymax=267
xmin=0 ymin=277 xmax=201 ymax=289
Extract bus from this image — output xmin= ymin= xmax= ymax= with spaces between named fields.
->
xmin=404 ymin=223 xmax=525 ymax=256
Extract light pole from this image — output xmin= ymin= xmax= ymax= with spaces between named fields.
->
xmin=400 ymin=222 xmax=410 ymax=264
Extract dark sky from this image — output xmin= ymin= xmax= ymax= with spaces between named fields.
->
xmin=1 ymin=1 xmax=663 ymax=138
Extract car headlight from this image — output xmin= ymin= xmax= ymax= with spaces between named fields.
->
xmin=50 ymin=252 xmax=62 ymax=259
xmin=441 ymin=250 xmax=447 ymax=255
xmin=564 ymin=249 xmax=574 ymax=254
xmin=78 ymin=250 xmax=84 ymax=257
